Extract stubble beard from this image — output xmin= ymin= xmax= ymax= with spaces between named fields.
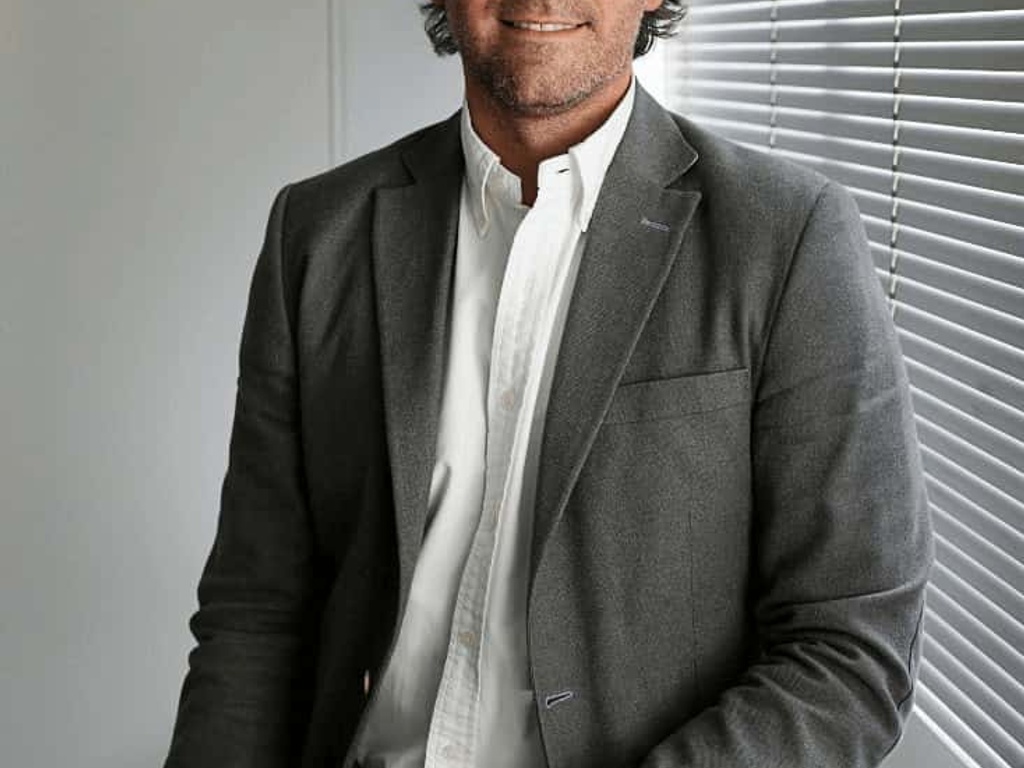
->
xmin=447 ymin=1 xmax=639 ymax=119
xmin=462 ymin=44 xmax=632 ymax=118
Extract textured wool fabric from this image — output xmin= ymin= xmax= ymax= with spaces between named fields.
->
xmin=165 ymin=86 xmax=932 ymax=768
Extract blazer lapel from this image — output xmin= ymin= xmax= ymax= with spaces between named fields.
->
xmin=372 ymin=114 xmax=463 ymax=608
xmin=531 ymin=89 xmax=702 ymax=578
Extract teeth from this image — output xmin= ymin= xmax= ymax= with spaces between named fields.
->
xmin=510 ymin=21 xmax=578 ymax=31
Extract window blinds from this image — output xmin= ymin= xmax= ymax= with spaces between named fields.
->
xmin=667 ymin=3 xmax=1024 ymax=767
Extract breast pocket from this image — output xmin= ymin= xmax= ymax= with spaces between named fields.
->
xmin=603 ymin=368 xmax=750 ymax=425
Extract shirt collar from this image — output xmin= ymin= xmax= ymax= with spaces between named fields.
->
xmin=460 ymin=79 xmax=636 ymax=235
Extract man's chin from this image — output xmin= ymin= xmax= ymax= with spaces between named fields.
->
xmin=501 ymin=94 xmax=591 ymax=118
xmin=488 ymin=79 xmax=599 ymax=118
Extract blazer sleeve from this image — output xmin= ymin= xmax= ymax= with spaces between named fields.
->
xmin=165 ymin=185 xmax=321 ymax=767
xmin=641 ymin=182 xmax=934 ymax=768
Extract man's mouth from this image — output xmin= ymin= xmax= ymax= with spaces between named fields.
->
xmin=502 ymin=20 xmax=587 ymax=32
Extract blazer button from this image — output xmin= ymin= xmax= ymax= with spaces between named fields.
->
xmin=363 ymin=669 xmax=372 ymax=697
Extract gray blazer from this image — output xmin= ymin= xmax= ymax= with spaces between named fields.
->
xmin=166 ymin=87 xmax=933 ymax=768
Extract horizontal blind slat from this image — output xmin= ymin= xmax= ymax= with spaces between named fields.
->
xmin=932 ymin=502 xmax=1024 ymax=596
xmin=925 ymin=609 xmax=1024 ymax=730
xmin=898 ymin=330 xmax=1024 ymax=412
xmin=919 ymin=658 xmax=1024 ymax=768
xmin=686 ymin=42 xmax=893 ymax=67
xmin=915 ymin=681 xmax=1014 ymax=768
xmin=688 ymin=0 xmax=892 ymax=24
xmin=683 ymin=86 xmax=1024 ymax=169
xmin=900 ymin=41 xmax=1024 ymax=71
xmin=927 ymin=583 xmax=1024 ymax=694
xmin=772 ymin=129 xmax=892 ymax=169
xmin=683 ymin=116 xmax=771 ymax=146
xmin=933 ymin=533 xmax=1024 ymax=640
xmin=930 ymin=562 xmax=1024 ymax=676
xmin=921 ymin=445 xmax=1024 ymax=540
xmin=927 ymin=473 xmax=1024 ymax=568
xmin=906 ymin=357 xmax=1024 ymax=445
xmin=769 ymin=144 xmax=892 ymax=190
xmin=921 ymin=634 xmax=1024 ymax=756
xmin=898 ymin=68 xmax=1024 ymax=103
xmin=685 ymin=81 xmax=890 ymax=118
xmin=680 ymin=61 xmax=891 ymax=91
xmin=892 ymin=275 xmax=1024 ymax=354
xmin=894 ymin=301 xmax=1023 ymax=383
xmin=896 ymin=175 xmax=1024 ymax=229
xmin=685 ymin=0 xmax=1024 ymax=21
xmin=898 ymin=150 xmax=1024 ymax=207
xmin=899 ymin=95 xmax=1024 ymax=136
xmin=689 ymin=11 xmax=1024 ymax=44
xmin=678 ymin=60 xmax=1024 ymax=103
xmin=684 ymin=41 xmax=1024 ymax=70
xmin=916 ymin=415 xmax=1023 ymax=504
xmin=889 ymin=250 xmax=1024 ymax=318
xmin=901 ymin=10 xmax=1024 ymax=42
xmin=783 ymin=154 xmax=1024 ymax=224
xmin=904 ymin=0 xmax=1024 ymax=12
xmin=910 ymin=386 xmax=1024 ymax=474
xmin=690 ymin=17 xmax=895 ymax=45
xmin=863 ymin=217 xmax=1023 ymax=289
xmin=866 ymin=190 xmax=1023 ymax=255
xmin=898 ymin=121 xmax=1024 ymax=169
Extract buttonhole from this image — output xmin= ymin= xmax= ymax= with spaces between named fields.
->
xmin=544 ymin=690 xmax=575 ymax=709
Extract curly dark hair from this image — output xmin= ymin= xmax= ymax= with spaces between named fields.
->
xmin=420 ymin=2 xmax=688 ymax=58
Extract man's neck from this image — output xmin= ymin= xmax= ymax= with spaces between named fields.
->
xmin=464 ymin=71 xmax=633 ymax=206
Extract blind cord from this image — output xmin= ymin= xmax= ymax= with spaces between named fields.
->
xmin=769 ymin=0 xmax=780 ymax=151
xmin=889 ymin=0 xmax=903 ymax=319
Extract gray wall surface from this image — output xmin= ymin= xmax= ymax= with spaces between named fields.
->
xmin=1 ymin=1 xmax=944 ymax=766
xmin=1 ymin=1 xmax=458 ymax=765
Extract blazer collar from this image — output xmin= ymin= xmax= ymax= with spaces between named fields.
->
xmin=371 ymin=86 xmax=702 ymax=603
xmin=530 ymin=85 xmax=702 ymax=580
xmin=372 ymin=113 xmax=463 ymax=613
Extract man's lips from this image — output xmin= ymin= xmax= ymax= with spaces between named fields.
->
xmin=501 ymin=20 xmax=588 ymax=32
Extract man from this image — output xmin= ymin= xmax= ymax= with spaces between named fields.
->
xmin=166 ymin=1 xmax=933 ymax=767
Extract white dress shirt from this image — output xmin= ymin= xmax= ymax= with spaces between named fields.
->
xmin=352 ymin=82 xmax=636 ymax=768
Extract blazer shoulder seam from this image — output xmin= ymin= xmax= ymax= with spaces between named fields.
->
xmin=752 ymin=178 xmax=833 ymax=394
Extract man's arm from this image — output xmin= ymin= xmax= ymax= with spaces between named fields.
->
xmin=166 ymin=186 xmax=321 ymax=767
xmin=642 ymin=182 xmax=933 ymax=768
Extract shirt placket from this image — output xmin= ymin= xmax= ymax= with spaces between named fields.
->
xmin=425 ymin=166 xmax=572 ymax=767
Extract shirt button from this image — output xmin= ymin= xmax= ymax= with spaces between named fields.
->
xmin=481 ymin=503 xmax=499 ymax=530
xmin=442 ymin=742 xmax=469 ymax=760
xmin=458 ymin=629 xmax=477 ymax=649
xmin=499 ymin=389 xmax=517 ymax=411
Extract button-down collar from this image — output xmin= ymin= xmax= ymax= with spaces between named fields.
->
xmin=460 ymin=79 xmax=636 ymax=235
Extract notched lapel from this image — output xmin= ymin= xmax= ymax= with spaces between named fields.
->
xmin=372 ymin=114 xmax=463 ymax=609
xmin=531 ymin=90 xmax=702 ymax=580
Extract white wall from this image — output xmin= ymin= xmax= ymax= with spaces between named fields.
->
xmin=0 ymin=2 xmax=330 ymax=766
xmin=331 ymin=0 xmax=463 ymax=161
xmin=0 ymin=2 xmax=461 ymax=765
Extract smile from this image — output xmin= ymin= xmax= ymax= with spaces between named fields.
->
xmin=502 ymin=20 xmax=586 ymax=32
